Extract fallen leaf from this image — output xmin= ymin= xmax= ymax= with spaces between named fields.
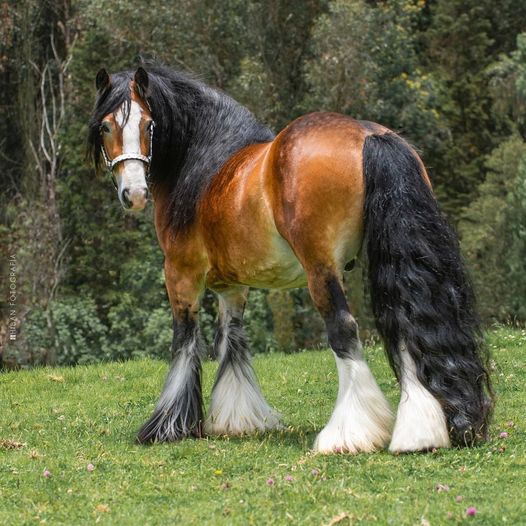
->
xmin=435 ymin=483 xmax=450 ymax=493
xmin=47 ymin=374 xmax=64 ymax=383
xmin=0 ymin=439 xmax=26 ymax=450
xmin=95 ymin=504 xmax=110 ymax=513
xmin=325 ymin=512 xmax=350 ymax=526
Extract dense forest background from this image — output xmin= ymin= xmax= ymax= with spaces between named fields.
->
xmin=1 ymin=0 xmax=525 ymax=368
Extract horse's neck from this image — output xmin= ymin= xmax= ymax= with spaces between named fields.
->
xmin=182 ymin=93 xmax=271 ymax=178
xmin=154 ymin=81 xmax=273 ymax=234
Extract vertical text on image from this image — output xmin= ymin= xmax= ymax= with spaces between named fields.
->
xmin=8 ymin=254 xmax=17 ymax=341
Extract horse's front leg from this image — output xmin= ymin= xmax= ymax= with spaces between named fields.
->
xmin=205 ymin=286 xmax=281 ymax=435
xmin=137 ymin=262 xmax=206 ymax=443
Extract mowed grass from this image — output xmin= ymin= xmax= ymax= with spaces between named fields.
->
xmin=1 ymin=328 xmax=525 ymax=525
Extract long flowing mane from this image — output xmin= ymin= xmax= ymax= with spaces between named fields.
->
xmin=87 ymin=64 xmax=274 ymax=233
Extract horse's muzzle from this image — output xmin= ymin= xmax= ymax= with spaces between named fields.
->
xmin=121 ymin=187 xmax=149 ymax=210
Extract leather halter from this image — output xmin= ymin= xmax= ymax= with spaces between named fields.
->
xmin=100 ymin=111 xmax=155 ymax=189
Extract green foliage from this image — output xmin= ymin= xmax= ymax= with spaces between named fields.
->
xmin=460 ymin=33 xmax=526 ymax=322
xmin=303 ymin=0 xmax=446 ymax=153
xmin=244 ymin=290 xmax=278 ymax=354
xmin=51 ymin=298 xmax=110 ymax=365
xmin=290 ymin=289 xmax=326 ymax=350
xmin=142 ymin=307 xmax=173 ymax=360
xmin=487 ymin=32 xmax=526 ymax=137
xmin=14 ymin=297 xmax=109 ymax=367
xmin=423 ymin=0 xmax=506 ymax=211
xmin=227 ymin=56 xmax=280 ymax=126
xmin=504 ymin=157 xmax=526 ymax=318
xmin=460 ymin=136 xmax=526 ymax=321
xmin=3 ymin=1 xmax=526 ymax=368
xmin=267 ymin=290 xmax=297 ymax=353
xmin=1 ymin=328 xmax=525 ymax=524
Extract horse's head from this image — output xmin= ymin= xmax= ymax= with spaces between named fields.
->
xmin=89 ymin=67 xmax=154 ymax=211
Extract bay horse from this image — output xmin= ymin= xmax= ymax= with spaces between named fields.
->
xmin=88 ymin=65 xmax=492 ymax=453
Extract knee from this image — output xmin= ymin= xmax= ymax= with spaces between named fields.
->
xmin=327 ymin=311 xmax=359 ymax=358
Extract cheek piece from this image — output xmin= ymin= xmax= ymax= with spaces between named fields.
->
xmin=100 ymin=117 xmax=155 ymax=190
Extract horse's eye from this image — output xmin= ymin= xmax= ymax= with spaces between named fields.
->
xmin=100 ymin=122 xmax=111 ymax=134
xmin=146 ymin=120 xmax=155 ymax=132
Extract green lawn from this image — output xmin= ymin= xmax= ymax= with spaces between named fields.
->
xmin=1 ymin=328 xmax=525 ymax=525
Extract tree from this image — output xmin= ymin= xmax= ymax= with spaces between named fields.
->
xmin=423 ymin=0 xmax=518 ymax=214
xmin=2 ymin=0 xmax=77 ymax=367
xmin=460 ymin=33 xmax=526 ymax=322
xmin=304 ymin=0 xmax=447 ymax=175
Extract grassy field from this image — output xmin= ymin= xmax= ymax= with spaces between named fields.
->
xmin=1 ymin=328 xmax=525 ymax=525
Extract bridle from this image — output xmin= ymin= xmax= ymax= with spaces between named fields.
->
xmin=100 ymin=110 xmax=155 ymax=190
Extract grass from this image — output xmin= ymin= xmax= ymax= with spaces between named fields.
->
xmin=1 ymin=327 xmax=525 ymax=525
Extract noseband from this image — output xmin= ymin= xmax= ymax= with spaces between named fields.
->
xmin=100 ymin=118 xmax=155 ymax=189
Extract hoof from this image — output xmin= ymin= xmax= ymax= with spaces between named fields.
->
xmin=136 ymin=408 xmax=203 ymax=444
xmin=204 ymin=410 xmax=281 ymax=436
xmin=389 ymin=349 xmax=450 ymax=453
xmin=313 ymin=418 xmax=391 ymax=454
xmin=313 ymin=359 xmax=394 ymax=454
xmin=206 ymin=356 xmax=281 ymax=436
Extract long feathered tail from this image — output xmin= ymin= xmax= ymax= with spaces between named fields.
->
xmin=362 ymin=132 xmax=493 ymax=446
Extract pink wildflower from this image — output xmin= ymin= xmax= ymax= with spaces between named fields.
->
xmin=499 ymin=431 xmax=508 ymax=439
xmin=43 ymin=470 xmax=51 ymax=478
xmin=466 ymin=507 xmax=477 ymax=517
xmin=284 ymin=475 xmax=293 ymax=482
xmin=87 ymin=463 xmax=95 ymax=472
xmin=266 ymin=478 xmax=274 ymax=486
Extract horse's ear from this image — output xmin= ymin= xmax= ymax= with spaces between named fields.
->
xmin=134 ymin=67 xmax=149 ymax=96
xmin=95 ymin=68 xmax=111 ymax=91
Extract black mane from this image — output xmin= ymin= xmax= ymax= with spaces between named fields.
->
xmin=88 ymin=64 xmax=275 ymax=232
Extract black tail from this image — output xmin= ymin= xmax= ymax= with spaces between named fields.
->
xmin=362 ymin=132 xmax=493 ymax=446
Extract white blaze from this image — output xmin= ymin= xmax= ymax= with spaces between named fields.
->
xmin=115 ymin=100 xmax=148 ymax=208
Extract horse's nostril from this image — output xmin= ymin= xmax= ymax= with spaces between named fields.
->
xmin=122 ymin=188 xmax=132 ymax=207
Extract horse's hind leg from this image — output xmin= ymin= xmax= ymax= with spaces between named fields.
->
xmin=388 ymin=344 xmax=450 ymax=452
xmin=205 ymin=287 xmax=281 ymax=435
xmin=307 ymin=268 xmax=393 ymax=453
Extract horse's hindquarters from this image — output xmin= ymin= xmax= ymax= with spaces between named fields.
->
xmin=268 ymin=113 xmax=368 ymax=276
xmin=200 ymin=113 xmax=369 ymax=290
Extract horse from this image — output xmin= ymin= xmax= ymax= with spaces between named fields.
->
xmin=87 ymin=64 xmax=492 ymax=453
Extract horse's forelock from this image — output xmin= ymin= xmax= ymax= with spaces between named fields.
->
xmin=87 ymin=72 xmax=133 ymax=169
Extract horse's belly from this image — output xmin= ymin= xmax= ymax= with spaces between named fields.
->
xmin=206 ymin=233 xmax=307 ymax=290
xmin=239 ymin=235 xmax=307 ymax=289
